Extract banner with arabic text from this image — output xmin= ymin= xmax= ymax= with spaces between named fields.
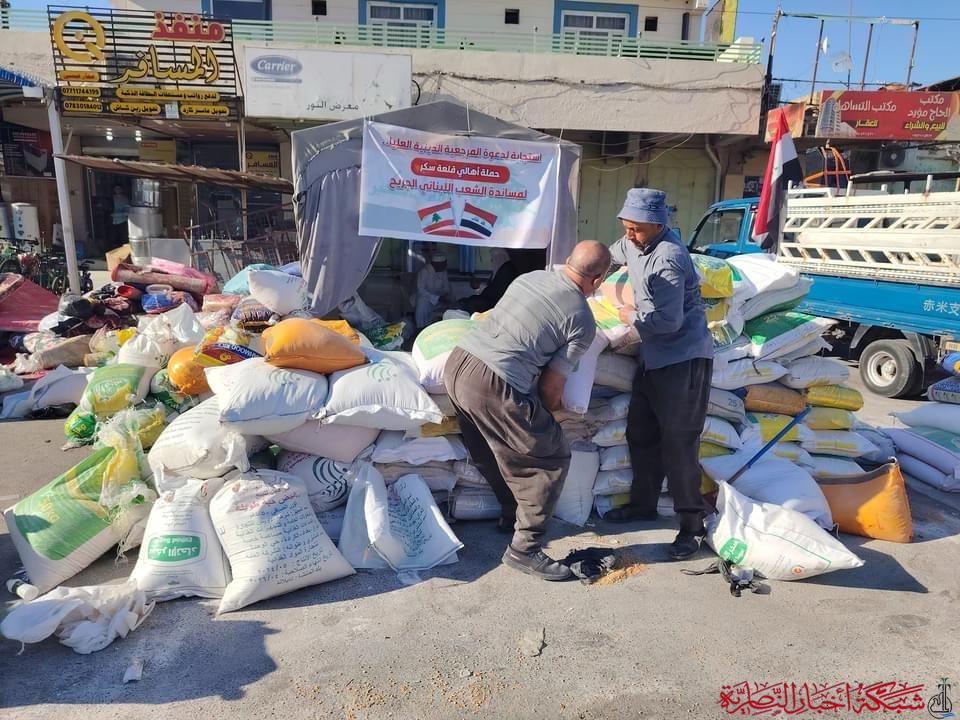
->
xmin=359 ymin=122 xmax=561 ymax=249
xmin=815 ymin=90 xmax=959 ymax=141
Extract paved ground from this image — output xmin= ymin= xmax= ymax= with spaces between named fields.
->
xmin=2 ymin=375 xmax=959 ymax=719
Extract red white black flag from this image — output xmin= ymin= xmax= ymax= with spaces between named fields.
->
xmin=752 ymin=110 xmax=803 ymax=251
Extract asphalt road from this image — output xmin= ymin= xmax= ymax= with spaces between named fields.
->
xmin=1 ymin=377 xmax=959 ymax=719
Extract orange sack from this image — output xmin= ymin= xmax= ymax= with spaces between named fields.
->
xmin=167 ymin=346 xmax=210 ymax=395
xmin=311 ymin=319 xmax=360 ymax=345
xmin=263 ymin=318 xmax=367 ymax=374
xmin=816 ymin=461 xmax=912 ymax=543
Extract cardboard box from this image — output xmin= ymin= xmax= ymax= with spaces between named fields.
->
xmin=106 ymin=244 xmax=131 ymax=272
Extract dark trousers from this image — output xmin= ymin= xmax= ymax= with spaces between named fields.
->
xmin=443 ymin=347 xmax=571 ymax=553
xmin=626 ymin=356 xmax=713 ymax=534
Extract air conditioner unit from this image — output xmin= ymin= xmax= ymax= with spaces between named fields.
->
xmin=879 ymin=144 xmax=915 ymax=170
xmin=601 ymin=131 xmax=635 ymax=158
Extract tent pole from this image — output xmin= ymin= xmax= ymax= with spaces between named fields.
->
xmin=47 ymin=91 xmax=80 ymax=294
xmin=238 ymin=116 xmax=248 ymax=245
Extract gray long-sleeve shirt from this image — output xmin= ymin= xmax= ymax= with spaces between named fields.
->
xmin=609 ymin=227 xmax=713 ymax=370
xmin=457 ymin=269 xmax=596 ymax=394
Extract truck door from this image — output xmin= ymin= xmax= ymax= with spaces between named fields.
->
xmin=688 ymin=206 xmax=750 ymax=258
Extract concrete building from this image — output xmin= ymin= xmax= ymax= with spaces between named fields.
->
xmin=1 ymin=1 xmax=764 ymax=270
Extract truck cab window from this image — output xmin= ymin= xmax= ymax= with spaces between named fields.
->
xmin=690 ymin=208 xmax=745 ymax=252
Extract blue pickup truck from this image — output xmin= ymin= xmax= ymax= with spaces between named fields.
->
xmin=686 ymin=178 xmax=960 ymax=398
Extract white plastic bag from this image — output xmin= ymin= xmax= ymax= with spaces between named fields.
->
xmin=730 ymin=458 xmax=833 ymax=528
xmin=276 ymin=451 xmax=351 ymax=512
xmin=728 ymin=254 xmax=800 ymax=295
xmin=745 ymin=312 xmax=835 ymax=361
xmin=740 ymin=277 xmax=813 ymax=322
xmin=599 ymin=444 xmax=631 ymax=471
xmin=376 ymin=461 xmax=459 ymax=492
xmin=206 ymin=357 xmax=329 ymax=436
xmin=411 ymin=319 xmax=476 ymax=393
xmin=131 ymin=477 xmax=231 ymax=600
xmin=592 ymin=419 xmax=627 ymax=447
xmin=553 ymin=443 xmax=600 ymax=526
xmin=886 ymin=427 xmax=960 ymax=480
xmin=895 ymin=404 xmax=960 ymax=436
xmin=319 ymin=357 xmax=443 ymax=431
xmin=708 ymin=388 xmax=747 ymax=425
xmin=706 ymin=481 xmax=863 ymax=581
xmin=701 ymin=416 xmax=742 ymax=450
xmin=266 ymin=421 xmax=379 ymax=464
xmin=776 ymin=336 xmax=832 ymax=364
xmin=248 ymin=268 xmax=308 ymax=315
xmin=211 ymin=470 xmax=355 ymax=614
xmin=802 ymin=430 xmax=879 ymax=459
xmin=338 ymin=463 xmax=463 ymax=570
xmin=711 ymin=358 xmax=788 ymax=390
xmin=371 ymin=430 xmax=467 ymax=465
xmin=454 ymin=461 xmax=489 ymax=488
xmin=781 ymin=356 xmax=850 ymax=389
xmin=595 ymin=393 xmax=632 ymax=423
xmin=0 ymin=580 xmax=154 ymax=654
xmin=562 ymin=333 xmax=609 ymax=414
xmin=149 ymin=397 xmax=256 ymax=483
xmin=804 ymin=455 xmax=865 ymax=479
xmin=449 ymin=486 xmax=502 ymax=520
xmin=593 ymin=351 xmax=637 ymax=392
xmin=593 ymin=468 xmax=633 ymax=496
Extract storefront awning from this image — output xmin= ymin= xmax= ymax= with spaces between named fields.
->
xmin=0 ymin=64 xmax=49 ymax=103
xmin=55 ymin=155 xmax=293 ymax=193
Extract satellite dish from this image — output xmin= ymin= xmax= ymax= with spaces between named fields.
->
xmin=821 ymin=37 xmax=830 ymax=55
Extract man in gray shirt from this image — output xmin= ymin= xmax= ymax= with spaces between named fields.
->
xmin=604 ymin=188 xmax=713 ymax=560
xmin=444 ymin=240 xmax=611 ymax=581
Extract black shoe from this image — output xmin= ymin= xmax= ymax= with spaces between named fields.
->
xmin=496 ymin=516 xmax=515 ymax=535
xmin=603 ymin=505 xmax=658 ymax=524
xmin=669 ymin=530 xmax=704 ymax=561
xmin=502 ymin=547 xmax=574 ymax=581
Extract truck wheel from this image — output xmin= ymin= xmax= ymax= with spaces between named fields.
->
xmin=859 ymin=339 xmax=922 ymax=398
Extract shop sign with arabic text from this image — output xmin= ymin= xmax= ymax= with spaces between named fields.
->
xmin=815 ymin=90 xmax=960 ymax=141
xmin=48 ymin=6 xmax=238 ymax=120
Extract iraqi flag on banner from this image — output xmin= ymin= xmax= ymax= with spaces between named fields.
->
xmin=459 ymin=203 xmax=497 ymax=239
xmin=418 ymin=201 xmax=455 ymax=235
xmin=752 ymin=109 xmax=804 ymax=252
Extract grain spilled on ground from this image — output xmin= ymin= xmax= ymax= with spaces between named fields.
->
xmin=593 ymin=551 xmax=646 ymax=586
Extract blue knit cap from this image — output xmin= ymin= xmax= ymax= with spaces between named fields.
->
xmin=618 ymin=188 xmax=668 ymax=225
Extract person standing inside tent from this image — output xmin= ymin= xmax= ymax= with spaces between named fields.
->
xmin=444 ymin=240 xmax=612 ymax=581
xmin=415 ymin=251 xmax=451 ymax=328
xmin=603 ymin=188 xmax=714 ymax=560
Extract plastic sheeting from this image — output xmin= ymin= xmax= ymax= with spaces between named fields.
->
xmin=0 ymin=274 xmax=59 ymax=332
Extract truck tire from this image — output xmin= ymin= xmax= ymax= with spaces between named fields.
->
xmin=859 ymin=339 xmax=922 ymax=398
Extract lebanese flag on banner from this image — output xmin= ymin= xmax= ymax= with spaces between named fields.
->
xmin=752 ymin=109 xmax=804 ymax=251
xmin=418 ymin=201 xmax=455 ymax=235
xmin=460 ymin=202 xmax=497 ymax=238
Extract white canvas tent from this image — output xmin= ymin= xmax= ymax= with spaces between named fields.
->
xmin=290 ymin=101 xmax=582 ymax=317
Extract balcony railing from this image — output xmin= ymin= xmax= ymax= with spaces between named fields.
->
xmin=232 ymin=21 xmax=762 ymax=63
xmin=0 ymin=9 xmax=761 ymax=64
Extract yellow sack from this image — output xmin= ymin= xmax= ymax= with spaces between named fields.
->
xmin=703 ymin=297 xmax=731 ymax=326
xmin=805 ymin=384 xmax=864 ymax=411
xmin=804 ymin=407 xmax=855 ymax=430
xmin=744 ymin=383 xmax=805 ymax=415
xmin=699 ymin=442 xmax=731 ymax=495
xmin=312 ymin=319 xmax=360 ymax=345
xmin=410 ymin=416 xmax=461 ymax=438
xmin=816 ymin=462 xmax=912 ymax=543
xmin=748 ymin=412 xmax=804 ymax=443
xmin=692 ymin=254 xmax=735 ymax=298
xmin=262 ymin=318 xmax=367 ymax=374
xmin=167 ymin=346 xmax=211 ymax=395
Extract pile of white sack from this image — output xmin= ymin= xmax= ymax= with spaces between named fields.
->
xmin=570 ymin=253 xmax=912 ymax=581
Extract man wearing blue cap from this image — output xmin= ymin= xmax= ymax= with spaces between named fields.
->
xmin=604 ymin=188 xmax=714 ymax=560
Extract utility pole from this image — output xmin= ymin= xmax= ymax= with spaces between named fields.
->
xmin=859 ymin=23 xmax=874 ymax=90
xmin=809 ymin=19 xmax=825 ymax=103
xmin=905 ymin=21 xmax=919 ymax=86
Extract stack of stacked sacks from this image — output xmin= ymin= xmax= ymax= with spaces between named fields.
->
xmin=4 ymin=308 xmax=473 ymax=632
xmin=584 ymin=252 xmax=909 ymax=562
xmin=5 ymin=262 xmax=479 ymax=625
xmin=887 ymin=357 xmax=960 ymax=492
xmin=409 ymin=318 xmax=602 ymax=529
